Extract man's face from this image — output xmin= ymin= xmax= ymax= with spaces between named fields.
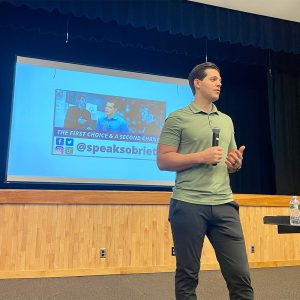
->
xmin=195 ymin=68 xmax=222 ymax=102
xmin=78 ymin=97 xmax=86 ymax=109
xmin=105 ymin=102 xmax=117 ymax=118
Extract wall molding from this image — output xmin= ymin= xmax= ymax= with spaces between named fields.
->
xmin=0 ymin=189 xmax=292 ymax=206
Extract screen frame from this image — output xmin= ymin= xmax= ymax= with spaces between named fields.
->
xmin=5 ymin=55 xmax=192 ymax=190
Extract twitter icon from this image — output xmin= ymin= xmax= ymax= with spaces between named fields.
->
xmin=66 ymin=138 xmax=74 ymax=146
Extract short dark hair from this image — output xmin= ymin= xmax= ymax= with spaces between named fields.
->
xmin=77 ymin=95 xmax=85 ymax=101
xmin=188 ymin=62 xmax=220 ymax=95
xmin=106 ymin=100 xmax=118 ymax=110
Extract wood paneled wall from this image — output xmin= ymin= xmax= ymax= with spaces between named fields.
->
xmin=0 ymin=190 xmax=299 ymax=279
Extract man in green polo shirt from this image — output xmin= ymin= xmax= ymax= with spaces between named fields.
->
xmin=157 ymin=62 xmax=254 ymax=300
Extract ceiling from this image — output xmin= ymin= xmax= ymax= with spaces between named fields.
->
xmin=189 ymin=0 xmax=300 ymax=23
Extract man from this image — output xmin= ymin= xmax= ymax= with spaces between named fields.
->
xmin=138 ymin=106 xmax=162 ymax=136
xmin=157 ymin=62 xmax=253 ymax=300
xmin=96 ymin=101 xmax=128 ymax=133
xmin=64 ymin=95 xmax=93 ymax=130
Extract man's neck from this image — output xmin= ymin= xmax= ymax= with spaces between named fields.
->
xmin=194 ymin=96 xmax=213 ymax=113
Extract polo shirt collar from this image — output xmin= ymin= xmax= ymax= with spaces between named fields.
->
xmin=189 ymin=102 xmax=219 ymax=115
xmin=105 ymin=114 xmax=118 ymax=121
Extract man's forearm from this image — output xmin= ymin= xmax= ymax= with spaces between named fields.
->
xmin=157 ymin=152 xmax=202 ymax=172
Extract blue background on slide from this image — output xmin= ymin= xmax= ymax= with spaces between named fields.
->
xmin=7 ymin=61 xmax=193 ymax=185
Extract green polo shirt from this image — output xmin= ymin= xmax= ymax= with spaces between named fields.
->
xmin=159 ymin=102 xmax=237 ymax=205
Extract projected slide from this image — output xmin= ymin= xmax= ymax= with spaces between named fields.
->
xmin=6 ymin=56 xmax=193 ymax=186
xmin=52 ymin=89 xmax=165 ymax=160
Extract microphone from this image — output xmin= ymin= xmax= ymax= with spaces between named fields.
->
xmin=212 ymin=127 xmax=220 ymax=166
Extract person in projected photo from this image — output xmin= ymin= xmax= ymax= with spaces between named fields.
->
xmin=157 ymin=62 xmax=253 ymax=300
xmin=138 ymin=106 xmax=162 ymax=136
xmin=64 ymin=95 xmax=93 ymax=130
xmin=96 ymin=100 xmax=128 ymax=133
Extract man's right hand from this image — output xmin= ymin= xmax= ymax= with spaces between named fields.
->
xmin=199 ymin=146 xmax=222 ymax=165
xmin=77 ymin=117 xmax=87 ymax=125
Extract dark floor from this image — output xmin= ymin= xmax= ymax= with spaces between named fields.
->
xmin=0 ymin=266 xmax=299 ymax=300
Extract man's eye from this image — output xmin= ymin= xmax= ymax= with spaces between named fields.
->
xmin=210 ymin=78 xmax=221 ymax=83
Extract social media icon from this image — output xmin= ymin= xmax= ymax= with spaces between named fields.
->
xmin=56 ymin=138 xmax=64 ymax=145
xmin=65 ymin=147 xmax=73 ymax=155
xmin=55 ymin=146 xmax=64 ymax=154
xmin=66 ymin=138 xmax=74 ymax=146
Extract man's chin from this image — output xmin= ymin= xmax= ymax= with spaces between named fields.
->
xmin=212 ymin=97 xmax=219 ymax=102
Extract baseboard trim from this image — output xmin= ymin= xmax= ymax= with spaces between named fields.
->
xmin=1 ymin=261 xmax=300 ymax=279
xmin=249 ymin=260 xmax=300 ymax=268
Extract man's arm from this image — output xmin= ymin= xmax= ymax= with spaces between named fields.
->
xmin=96 ymin=117 xmax=102 ymax=131
xmin=120 ymin=119 xmax=129 ymax=133
xmin=157 ymin=144 xmax=223 ymax=172
xmin=64 ymin=107 xmax=75 ymax=128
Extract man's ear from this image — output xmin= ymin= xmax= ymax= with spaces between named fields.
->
xmin=194 ymin=78 xmax=201 ymax=89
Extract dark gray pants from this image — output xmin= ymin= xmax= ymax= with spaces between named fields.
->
xmin=169 ymin=198 xmax=254 ymax=300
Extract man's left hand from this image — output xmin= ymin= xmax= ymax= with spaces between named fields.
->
xmin=226 ymin=145 xmax=245 ymax=172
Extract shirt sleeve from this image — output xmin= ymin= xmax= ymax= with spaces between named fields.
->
xmin=158 ymin=114 xmax=182 ymax=148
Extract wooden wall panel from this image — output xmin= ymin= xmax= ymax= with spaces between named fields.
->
xmin=241 ymin=206 xmax=300 ymax=264
xmin=0 ymin=204 xmax=175 ymax=277
xmin=0 ymin=190 xmax=299 ymax=279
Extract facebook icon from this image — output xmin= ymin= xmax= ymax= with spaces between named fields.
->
xmin=56 ymin=138 xmax=64 ymax=145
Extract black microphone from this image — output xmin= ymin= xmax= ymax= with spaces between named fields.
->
xmin=212 ymin=127 xmax=220 ymax=166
